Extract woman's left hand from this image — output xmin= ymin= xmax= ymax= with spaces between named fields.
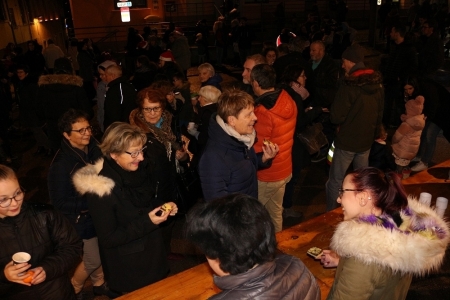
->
xmin=30 ymin=267 xmax=46 ymax=285
xmin=262 ymin=143 xmax=279 ymax=163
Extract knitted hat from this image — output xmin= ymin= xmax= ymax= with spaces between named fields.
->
xmin=54 ymin=57 xmax=74 ymax=74
xmin=159 ymin=50 xmax=175 ymax=62
xmin=342 ymin=44 xmax=364 ymax=64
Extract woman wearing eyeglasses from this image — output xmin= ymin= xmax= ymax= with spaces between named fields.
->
xmin=130 ymin=87 xmax=187 ymax=260
xmin=0 ymin=164 xmax=82 ymax=299
xmin=72 ymin=122 xmax=177 ymax=295
xmin=320 ymin=167 xmax=449 ymax=300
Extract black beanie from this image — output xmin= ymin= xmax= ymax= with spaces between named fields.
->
xmin=342 ymin=44 xmax=364 ymax=64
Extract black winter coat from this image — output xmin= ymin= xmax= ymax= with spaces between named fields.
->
xmin=308 ymin=54 xmax=339 ymax=108
xmin=73 ymin=158 xmax=169 ymax=293
xmin=0 ymin=203 xmax=82 ymax=300
xmin=104 ymin=77 xmax=137 ymax=129
xmin=48 ymin=138 xmax=103 ymax=239
xmin=16 ymin=75 xmax=43 ymax=127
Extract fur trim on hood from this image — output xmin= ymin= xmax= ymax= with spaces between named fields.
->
xmin=38 ymin=74 xmax=84 ymax=87
xmin=331 ymin=197 xmax=449 ymax=276
xmin=344 ymin=69 xmax=383 ymax=87
xmin=72 ymin=158 xmax=115 ymax=197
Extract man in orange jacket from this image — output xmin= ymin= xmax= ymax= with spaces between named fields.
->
xmin=251 ymin=64 xmax=298 ymax=232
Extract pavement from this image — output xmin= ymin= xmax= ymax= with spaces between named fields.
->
xmin=5 ymin=35 xmax=450 ymax=299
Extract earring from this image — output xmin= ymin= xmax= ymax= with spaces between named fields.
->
xmin=368 ymin=196 xmax=372 ymax=200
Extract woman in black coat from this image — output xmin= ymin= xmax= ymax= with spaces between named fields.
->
xmin=0 ymin=165 xmax=82 ymax=300
xmin=72 ymin=122 xmax=177 ymax=295
xmin=129 ymin=88 xmax=188 ymax=259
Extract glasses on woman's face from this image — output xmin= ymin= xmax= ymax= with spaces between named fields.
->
xmin=71 ymin=126 xmax=93 ymax=135
xmin=0 ymin=188 xmax=25 ymax=208
xmin=338 ymin=188 xmax=363 ymax=199
xmin=142 ymin=106 xmax=162 ymax=113
xmin=125 ymin=146 xmax=147 ymax=158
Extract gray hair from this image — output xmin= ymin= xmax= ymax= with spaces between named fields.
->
xmin=199 ymin=85 xmax=221 ymax=104
xmin=100 ymin=122 xmax=147 ymax=157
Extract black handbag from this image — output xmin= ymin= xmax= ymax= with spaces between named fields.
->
xmin=296 ymin=122 xmax=329 ymax=155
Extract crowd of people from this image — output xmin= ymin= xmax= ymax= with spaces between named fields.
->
xmin=1 ymin=1 xmax=450 ymax=299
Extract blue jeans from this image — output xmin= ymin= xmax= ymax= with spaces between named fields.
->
xmin=418 ymin=121 xmax=442 ymax=164
xmin=325 ymin=147 xmax=370 ymax=211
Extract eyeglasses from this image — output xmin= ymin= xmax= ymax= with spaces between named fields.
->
xmin=142 ymin=106 xmax=162 ymax=113
xmin=125 ymin=146 xmax=147 ymax=158
xmin=0 ymin=188 xmax=25 ymax=208
xmin=71 ymin=126 xmax=93 ymax=135
xmin=338 ymin=188 xmax=363 ymax=199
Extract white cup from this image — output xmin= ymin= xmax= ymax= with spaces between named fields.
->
xmin=435 ymin=197 xmax=448 ymax=218
xmin=187 ymin=122 xmax=195 ymax=130
xmin=12 ymin=252 xmax=31 ymax=265
xmin=418 ymin=192 xmax=432 ymax=207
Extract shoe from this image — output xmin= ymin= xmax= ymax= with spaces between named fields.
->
xmin=167 ymin=252 xmax=184 ymax=261
xmin=93 ymin=282 xmax=121 ymax=298
xmin=411 ymin=156 xmax=421 ymax=163
xmin=411 ymin=161 xmax=428 ymax=172
xmin=282 ymin=208 xmax=303 ymax=219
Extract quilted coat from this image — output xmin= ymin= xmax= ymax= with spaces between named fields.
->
xmin=327 ymin=197 xmax=450 ymax=300
xmin=253 ymin=89 xmax=297 ymax=182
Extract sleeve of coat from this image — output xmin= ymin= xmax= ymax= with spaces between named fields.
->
xmin=48 ymin=160 xmax=88 ymax=215
xmin=328 ymin=258 xmax=381 ymax=300
xmin=87 ymin=193 xmax=160 ymax=249
xmin=330 ymin=85 xmax=353 ymax=125
xmin=39 ymin=207 xmax=82 ymax=281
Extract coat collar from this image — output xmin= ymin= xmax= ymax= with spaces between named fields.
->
xmin=72 ymin=158 xmax=115 ymax=197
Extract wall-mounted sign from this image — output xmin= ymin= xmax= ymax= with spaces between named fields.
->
xmin=117 ymin=2 xmax=132 ymax=7
xmin=121 ymin=7 xmax=130 ymax=22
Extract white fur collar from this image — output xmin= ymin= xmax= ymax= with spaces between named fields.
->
xmin=331 ymin=197 xmax=450 ymax=275
xmin=72 ymin=158 xmax=115 ymax=197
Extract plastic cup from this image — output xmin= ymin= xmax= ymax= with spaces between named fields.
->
xmin=12 ymin=252 xmax=31 ymax=265
xmin=435 ymin=197 xmax=448 ymax=218
xmin=418 ymin=192 xmax=432 ymax=207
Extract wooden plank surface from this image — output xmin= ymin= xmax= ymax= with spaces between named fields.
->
xmin=119 ymin=160 xmax=450 ymax=300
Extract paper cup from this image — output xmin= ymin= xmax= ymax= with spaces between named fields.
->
xmin=188 ymin=122 xmax=195 ymax=130
xmin=12 ymin=252 xmax=31 ymax=265
xmin=418 ymin=192 xmax=432 ymax=207
xmin=436 ymin=197 xmax=448 ymax=209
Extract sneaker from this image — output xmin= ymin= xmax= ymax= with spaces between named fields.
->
xmin=411 ymin=161 xmax=428 ymax=172
xmin=411 ymin=156 xmax=421 ymax=163
xmin=282 ymin=208 xmax=303 ymax=219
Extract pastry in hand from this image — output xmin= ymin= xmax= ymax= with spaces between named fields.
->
xmin=307 ymin=247 xmax=323 ymax=259
xmin=263 ymin=139 xmax=274 ymax=147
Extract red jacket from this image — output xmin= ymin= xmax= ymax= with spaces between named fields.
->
xmin=254 ymin=89 xmax=297 ymax=182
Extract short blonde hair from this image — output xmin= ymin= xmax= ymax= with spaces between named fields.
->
xmin=198 ymin=63 xmax=215 ymax=76
xmin=100 ymin=122 xmax=147 ymax=156
xmin=217 ymin=89 xmax=254 ymax=123
xmin=198 ymin=85 xmax=221 ymax=104
xmin=105 ymin=65 xmax=122 ymax=77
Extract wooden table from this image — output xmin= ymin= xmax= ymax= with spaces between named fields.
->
xmin=119 ymin=160 xmax=450 ymax=300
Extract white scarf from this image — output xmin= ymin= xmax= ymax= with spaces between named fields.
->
xmin=216 ymin=115 xmax=256 ymax=149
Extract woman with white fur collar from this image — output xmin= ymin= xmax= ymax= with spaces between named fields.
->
xmin=321 ymin=167 xmax=449 ymax=300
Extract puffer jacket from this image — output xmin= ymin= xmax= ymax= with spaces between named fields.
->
xmin=0 ymin=203 xmax=82 ymax=300
xmin=48 ymin=137 xmax=103 ymax=239
xmin=253 ymin=89 xmax=297 ymax=182
xmin=199 ymin=114 xmax=270 ymax=201
xmin=327 ymin=198 xmax=450 ymax=300
xmin=210 ymin=254 xmax=321 ymax=300
xmin=330 ymin=69 xmax=384 ymax=153
xmin=201 ymin=74 xmax=223 ymax=91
